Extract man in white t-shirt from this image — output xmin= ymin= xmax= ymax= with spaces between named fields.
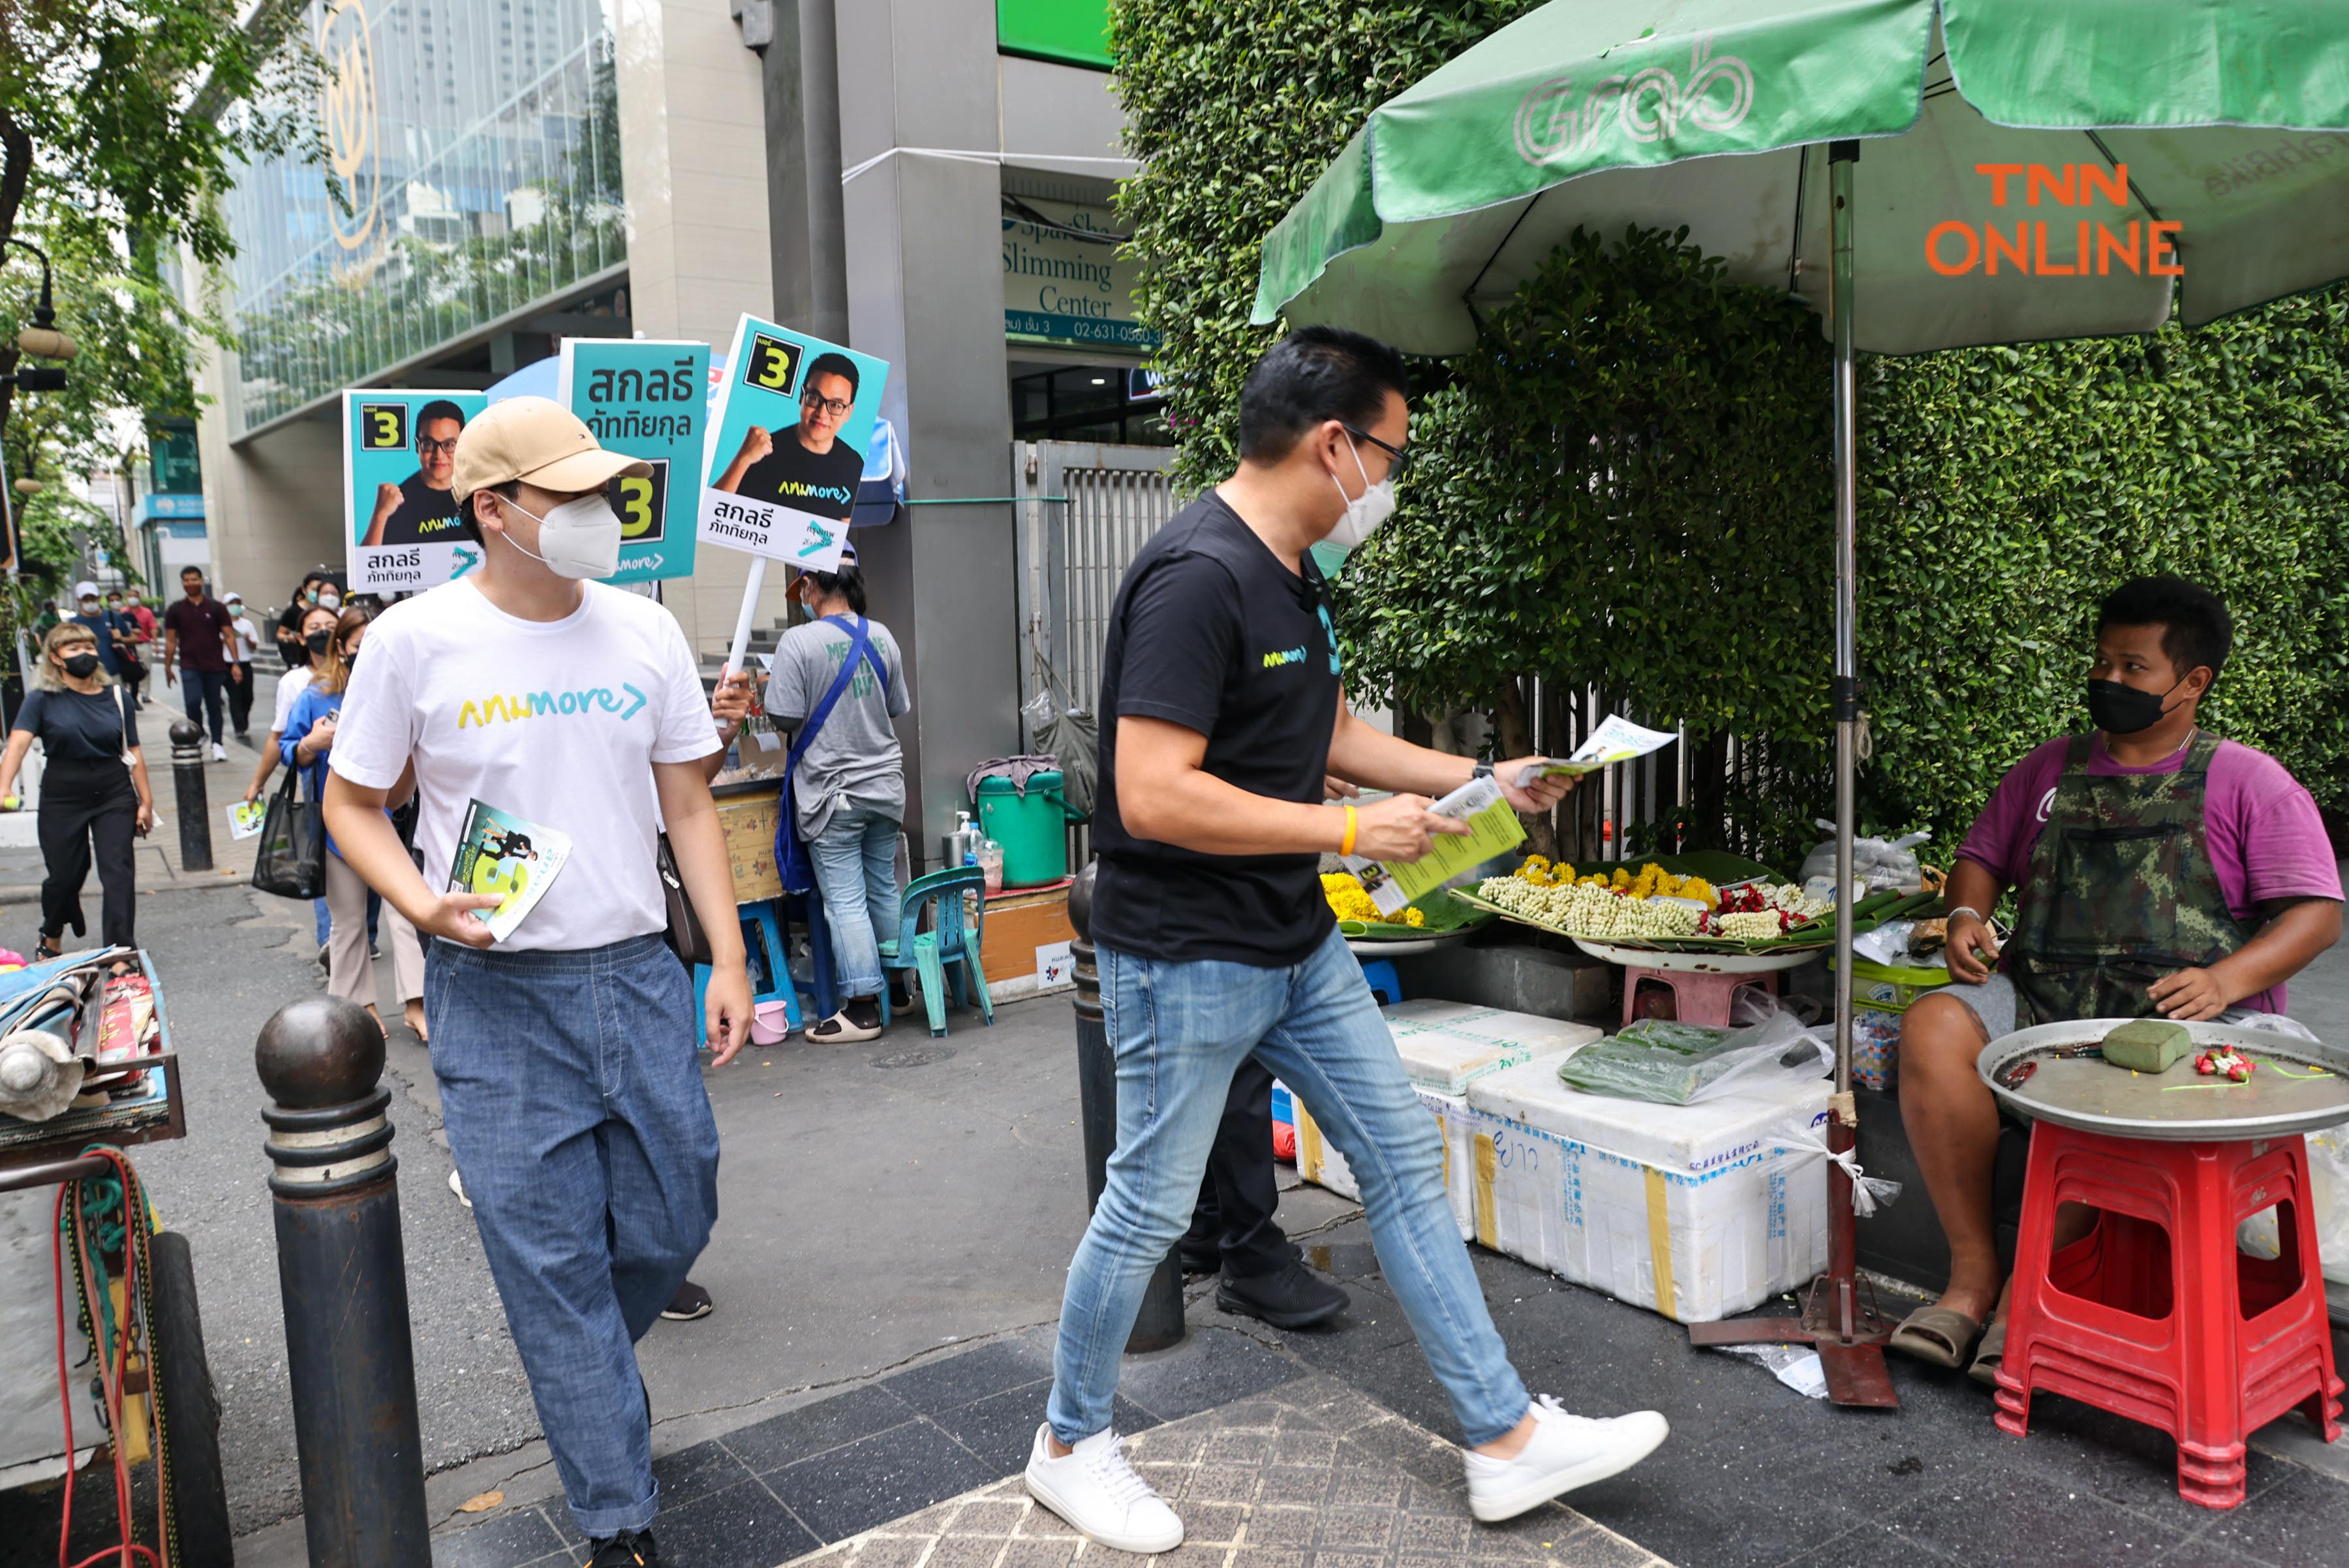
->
xmin=324 ymin=397 xmax=750 ymax=1568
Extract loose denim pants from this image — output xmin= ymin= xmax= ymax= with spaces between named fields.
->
xmin=1047 ymin=925 xmax=1530 ymax=1448
xmin=427 ymin=933 xmax=720 ymax=1539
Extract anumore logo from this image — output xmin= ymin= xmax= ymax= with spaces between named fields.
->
xmin=1262 ymin=646 xmax=1307 ymax=669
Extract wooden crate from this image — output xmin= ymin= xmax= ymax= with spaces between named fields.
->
xmin=715 ymin=784 xmax=783 ymax=903
xmin=979 ymin=885 xmax=1074 ymax=985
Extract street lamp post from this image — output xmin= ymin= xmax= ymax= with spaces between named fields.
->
xmin=0 ymin=238 xmax=78 ymax=711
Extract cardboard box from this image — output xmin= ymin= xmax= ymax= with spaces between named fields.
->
xmin=1291 ymin=1085 xmax=1474 ymax=1241
xmin=714 ymin=786 xmax=783 ymax=903
xmin=979 ymin=885 xmax=1075 ymax=994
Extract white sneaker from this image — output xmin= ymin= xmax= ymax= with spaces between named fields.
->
xmin=1023 ymin=1424 xmax=1183 ymax=1554
xmin=210 ymin=742 xmax=226 ymax=762
xmin=1462 ymin=1396 xmax=1668 ymax=1522
xmin=448 ymin=1169 xmax=472 ymax=1208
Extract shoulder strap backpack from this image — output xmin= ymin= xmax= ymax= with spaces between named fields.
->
xmin=773 ymin=615 xmax=889 ymax=897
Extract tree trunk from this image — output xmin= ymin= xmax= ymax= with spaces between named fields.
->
xmin=0 ymin=101 xmax=33 ymax=450
xmin=1494 ymin=677 xmax=1556 ymax=861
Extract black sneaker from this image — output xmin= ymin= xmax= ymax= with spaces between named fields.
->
xmin=586 ymin=1530 xmax=659 ymax=1568
xmin=1217 ymin=1259 xmax=1349 ymax=1330
xmin=661 ymin=1280 xmax=713 ymax=1321
xmin=1178 ymin=1235 xmax=1221 ymax=1275
xmin=888 ymin=977 xmax=913 ymax=1011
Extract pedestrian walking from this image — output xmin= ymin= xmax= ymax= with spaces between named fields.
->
xmin=69 ymin=582 xmax=129 ymax=680
xmin=761 ymin=546 xmax=910 ymax=1043
xmin=222 ymin=591 xmax=260 ymax=741
xmin=110 ymin=590 xmax=153 ymax=709
xmin=0 ymin=623 xmax=156 ymax=957
xmin=322 ymin=395 xmax=749 ymax=1567
xmin=1025 ymin=330 xmax=1666 ymax=1554
xmin=162 ymin=565 xmax=243 ymax=760
xmin=281 ymin=607 xmax=423 ymax=1033
xmin=273 ymin=573 xmax=341 ymax=668
xmin=248 ymin=602 xmax=354 ymax=972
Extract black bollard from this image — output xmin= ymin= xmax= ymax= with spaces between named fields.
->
xmin=1068 ymin=863 xmax=1186 ymax=1351
xmin=256 ymin=994 xmax=430 ymax=1568
xmin=168 ymin=718 xmax=212 ymax=873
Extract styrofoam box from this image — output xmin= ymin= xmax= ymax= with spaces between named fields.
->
xmin=1459 ymin=1060 xmax=1833 ymax=1323
xmin=1382 ymin=1002 xmax=1601 ymax=1094
xmin=1291 ymin=1086 xmax=1476 ymax=1240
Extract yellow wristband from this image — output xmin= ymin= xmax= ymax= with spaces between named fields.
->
xmin=1340 ymin=803 xmax=1357 ymax=857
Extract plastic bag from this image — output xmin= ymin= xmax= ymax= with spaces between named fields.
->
xmin=1798 ymin=824 xmax=1931 ymax=897
xmin=1558 ymin=997 xmax=1832 ymax=1106
xmin=2239 ymin=1124 xmax=2349 ymax=1283
xmin=1023 ymin=689 xmax=1098 ymax=816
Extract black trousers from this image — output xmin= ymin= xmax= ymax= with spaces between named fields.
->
xmin=1183 ymin=1055 xmax=1291 ymax=1279
xmin=179 ymin=666 xmax=228 ymax=745
xmin=38 ymin=761 xmax=138 ymax=947
xmin=227 ymin=662 xmax=255 ymax=734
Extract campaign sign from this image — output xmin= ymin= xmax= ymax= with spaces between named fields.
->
xmin=344 ymin=389 xmax=491 ymax=593
xmin=559 ymin=339 xmax=709 ymax=585
xmin=700 ymin=314 xmax=889 ymax=574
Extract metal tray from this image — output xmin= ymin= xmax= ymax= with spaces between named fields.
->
xmin=1977 ymin=1018 xmax=2349 ymax=1141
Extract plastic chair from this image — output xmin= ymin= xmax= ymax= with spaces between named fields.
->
xmin=883 ymin=867 xmax=993 ymax=1038
xmin=694 ymin=901 xmax=799 ymax=1045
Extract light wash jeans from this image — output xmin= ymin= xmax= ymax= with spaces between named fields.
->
xmin=1047 ymin=925 xmax=1531 ymax=1448
xmin=810 ymin=800 xmax=903 ymax=996
xmin=425 ymin=932 xmax=720 ymax=1539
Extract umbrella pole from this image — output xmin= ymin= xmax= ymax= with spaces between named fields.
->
xmin=1689 ymin=139 xmax=1897 ymax=1409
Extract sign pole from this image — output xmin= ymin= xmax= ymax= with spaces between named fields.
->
xmin=725 ymin=557 xmax=769 ymax=676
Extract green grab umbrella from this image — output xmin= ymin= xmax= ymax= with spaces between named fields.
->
xmin=1250 ymin=0 xmax=2349 ymax=1408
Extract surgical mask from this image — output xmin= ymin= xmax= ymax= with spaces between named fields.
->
xmin=78 ymin=600 xmax=97 ymax=614
xmin=305 ymin=629 xmax=333 ymax=656
xmin=2086 ymin=677 xmax=2184 ymax=736
xmin=318 ymin=591 xmax=342 ymax=611
xmin=1323 ymin=435 xmax=1396 ymax=553
xmin=62 ymin=653 xmax=99 ymax=679
xmin=499 ymin=493 xmax=624 ymax=579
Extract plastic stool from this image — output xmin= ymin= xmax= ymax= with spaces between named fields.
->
xmin=1996 ymin=1122 xmax=2343 ymax=1508
xmin=1620 ymin=967 xmax=1776 ymax=1028
xmin=1357 ymin=957 xmax=1402 ymax=1006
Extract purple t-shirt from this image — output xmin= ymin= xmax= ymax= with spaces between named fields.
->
xmin=1957 ymin=735 xmax=2343 ymax=1012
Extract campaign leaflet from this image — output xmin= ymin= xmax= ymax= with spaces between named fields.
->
xmin=1514 ymin=716 xmax=1679 ymax=784
xmin=448 ymin=800 xmax=572 ymax=943
xmin=342 ymin=389 xmax=491 ymax=594
xmin=224 ymin=801 xmax=266 ymax=841
xmin=559 ymin=339 xmax=709 ymax=585
xmin=699 ymin=313 xmax=890 ymax=574
xmin=1343 ymin=776 xmax=1528 ymax=917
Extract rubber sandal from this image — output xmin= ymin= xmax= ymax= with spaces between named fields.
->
xmin=1886 ymin=1304 xmax=1985 ymax=1368
xmin=1967 ymin=1318 xmax=2007 ymax=1386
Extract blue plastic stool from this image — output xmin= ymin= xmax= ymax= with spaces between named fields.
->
xmin=694 ymin=900 xmax=799 ymax=1044
xmin=1357 ymin=957 xmax=1403 ymax=1006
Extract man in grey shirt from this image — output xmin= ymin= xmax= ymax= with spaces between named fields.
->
xmin=761 ymin=548 xmax=912 ymax=1042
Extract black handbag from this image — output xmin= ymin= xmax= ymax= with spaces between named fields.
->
xmin=657 ymin=833 xmax=713 ymax=966
xmin=250 ymin=763 xmax=328 ymax=900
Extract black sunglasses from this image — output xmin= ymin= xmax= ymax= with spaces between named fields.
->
xmin=1341 ymin=424 xmax=1411 ymax=476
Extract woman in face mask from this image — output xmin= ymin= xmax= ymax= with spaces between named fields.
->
xmin=0 ymin=624 xmax=158 ymax=957
xmin=245 ymin=604 xmax=341 ymax=810
xmin=281 ymin=607 xmax=423 ymax=1033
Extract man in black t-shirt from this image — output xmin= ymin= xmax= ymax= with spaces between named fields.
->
xmin=1025 ymin=330 xmax=1667 ymax=1556
xmin=363 ymin=400 xmax=470 ymax=546
xmin=713 ymin=353 xmax=865 ymax=522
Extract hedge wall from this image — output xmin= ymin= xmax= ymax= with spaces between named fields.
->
xmin=1111 ymin=1 xmax=2349 ymax=864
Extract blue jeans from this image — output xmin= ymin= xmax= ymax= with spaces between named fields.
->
xmin=810 ymin=801 xmax=902 ymax=996
xmin=425 ymin=933 xmax=720 ymax=1539
xmin=1047 ymin=925 xmax=1530 ymax=1447
xmin=177 ymin=666 xmax=228 ymax=745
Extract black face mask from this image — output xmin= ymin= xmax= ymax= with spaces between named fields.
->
xmin=340 ymin=647 xmax=360 ymax=675
xmin=61 ymin=653 xmax=100 ymax=679
xmin=305 ymin=629 xmax=333 ymax=656
xmin=2086 ymin=677 xmax=2185 ymax=736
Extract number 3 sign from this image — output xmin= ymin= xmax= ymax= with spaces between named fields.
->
xmin=557 ymin=339 xmax=710 ymax=585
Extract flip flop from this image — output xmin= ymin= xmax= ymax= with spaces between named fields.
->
xmin=1967 ymin=1318 xmax=2007 ymax=1386
xmin=1886 ymin=1304 xmax=1985 ymax=1368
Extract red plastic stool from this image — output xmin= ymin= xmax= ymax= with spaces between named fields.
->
xmin=1995 ymin=1121 xmax=2343 ymax=1507
xmin=1621 ymin=967 xmax=1777 ymax=1028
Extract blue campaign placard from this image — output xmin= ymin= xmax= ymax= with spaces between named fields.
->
xmin=559 ymin=339 xmax=710 ymax=585
xmin=699 ymin=314 xmax=889 ymax=573
xmin=344 ymin=389 xmax=491 ymax=593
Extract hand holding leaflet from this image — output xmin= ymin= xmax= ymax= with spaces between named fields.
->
xmin=1344 ymin=776 xmax=1526 ymax=918
xmin=1514 ymin=716 xmax=1678 ymax=786
xmin=449 ymin=800 xmax=573 ymax=942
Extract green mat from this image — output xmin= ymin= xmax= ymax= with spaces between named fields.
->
xmin=1337 ymin=889 xmax=1498 ymax=941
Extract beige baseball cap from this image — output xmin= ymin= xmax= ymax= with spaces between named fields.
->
xmin=451 ymin=395 xmax=650 ymax=504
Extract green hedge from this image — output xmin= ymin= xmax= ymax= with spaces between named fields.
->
xmin=1112 ymin=0 xmax=2349 ymax=865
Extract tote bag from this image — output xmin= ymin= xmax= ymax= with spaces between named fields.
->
xmin=250 ymin=763 xmax=327 ymax=900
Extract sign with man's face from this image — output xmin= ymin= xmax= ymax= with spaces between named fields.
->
xmin=557 ymin=339 xmax=709 ymax=585
xmin=699 ymin=313 xmax=889 ymax=573
xmin=342 ymin=388 xmax=489 ymax=593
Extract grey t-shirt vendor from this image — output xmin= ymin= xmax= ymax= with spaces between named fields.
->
xmin=762 ymin=613 xmax=911 ymax=837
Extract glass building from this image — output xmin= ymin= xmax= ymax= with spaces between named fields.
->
xmin=219 ymin=0 xmax=626 ymax=435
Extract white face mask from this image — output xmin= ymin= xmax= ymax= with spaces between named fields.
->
xmin=498 ymin=493 xmax=624 ymax=580
xmin=317 ymin=591 xmax=343 ymax=611
xmin=1323 ymin=433 xmax=1397 ymax=553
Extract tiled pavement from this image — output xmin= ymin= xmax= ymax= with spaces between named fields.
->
xmin=791 ymin=1374 xmax=1662 ymax=1568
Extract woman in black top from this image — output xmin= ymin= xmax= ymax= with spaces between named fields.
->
xmin=0 ymin=622 xmax=157 ymax=955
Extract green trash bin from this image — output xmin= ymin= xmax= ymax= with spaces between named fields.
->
xmin=973 ymin=772 xmax=1075 ymax=888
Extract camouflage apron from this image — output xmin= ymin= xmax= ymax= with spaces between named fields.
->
xmin=2009 ymin=731 xmax=2250 ymax=1026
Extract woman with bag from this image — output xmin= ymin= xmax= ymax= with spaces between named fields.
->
xmin=281 ymin=606 xmax=423 ymax=1032
xmin=0 ymin=622 xmax=156 ymax=956
xmin=247 ymin=602 xmax=344 ymax=968
xmin=763 ymin=547 xmax=911 ymax=1043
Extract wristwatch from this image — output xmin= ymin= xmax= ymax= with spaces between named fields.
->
xmin=1471 ymin=762 xmax=1494 ymax=785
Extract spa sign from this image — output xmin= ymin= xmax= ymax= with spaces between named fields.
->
xmin=558 ymin=338 xmax=711 ymax=585
xmin=1002 ymin=198 xmax=1158 ymax=351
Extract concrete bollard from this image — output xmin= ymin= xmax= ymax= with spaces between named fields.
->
xmin=256 ymin=994 xmax=430 ymax=1568
xmin=1067 ymin=863 xmax=1186 ymax=1352
xmin=168 ymin=718 xmax=212 ymax=873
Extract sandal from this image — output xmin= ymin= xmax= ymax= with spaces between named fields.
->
xmin=1886 ymin=1304 xmax=1986 ymax=1368
xmin=32 ymin=938 xmax=58 ymax=961
xmin=1967 ymin=1317 xmax=2007 ymax=1386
